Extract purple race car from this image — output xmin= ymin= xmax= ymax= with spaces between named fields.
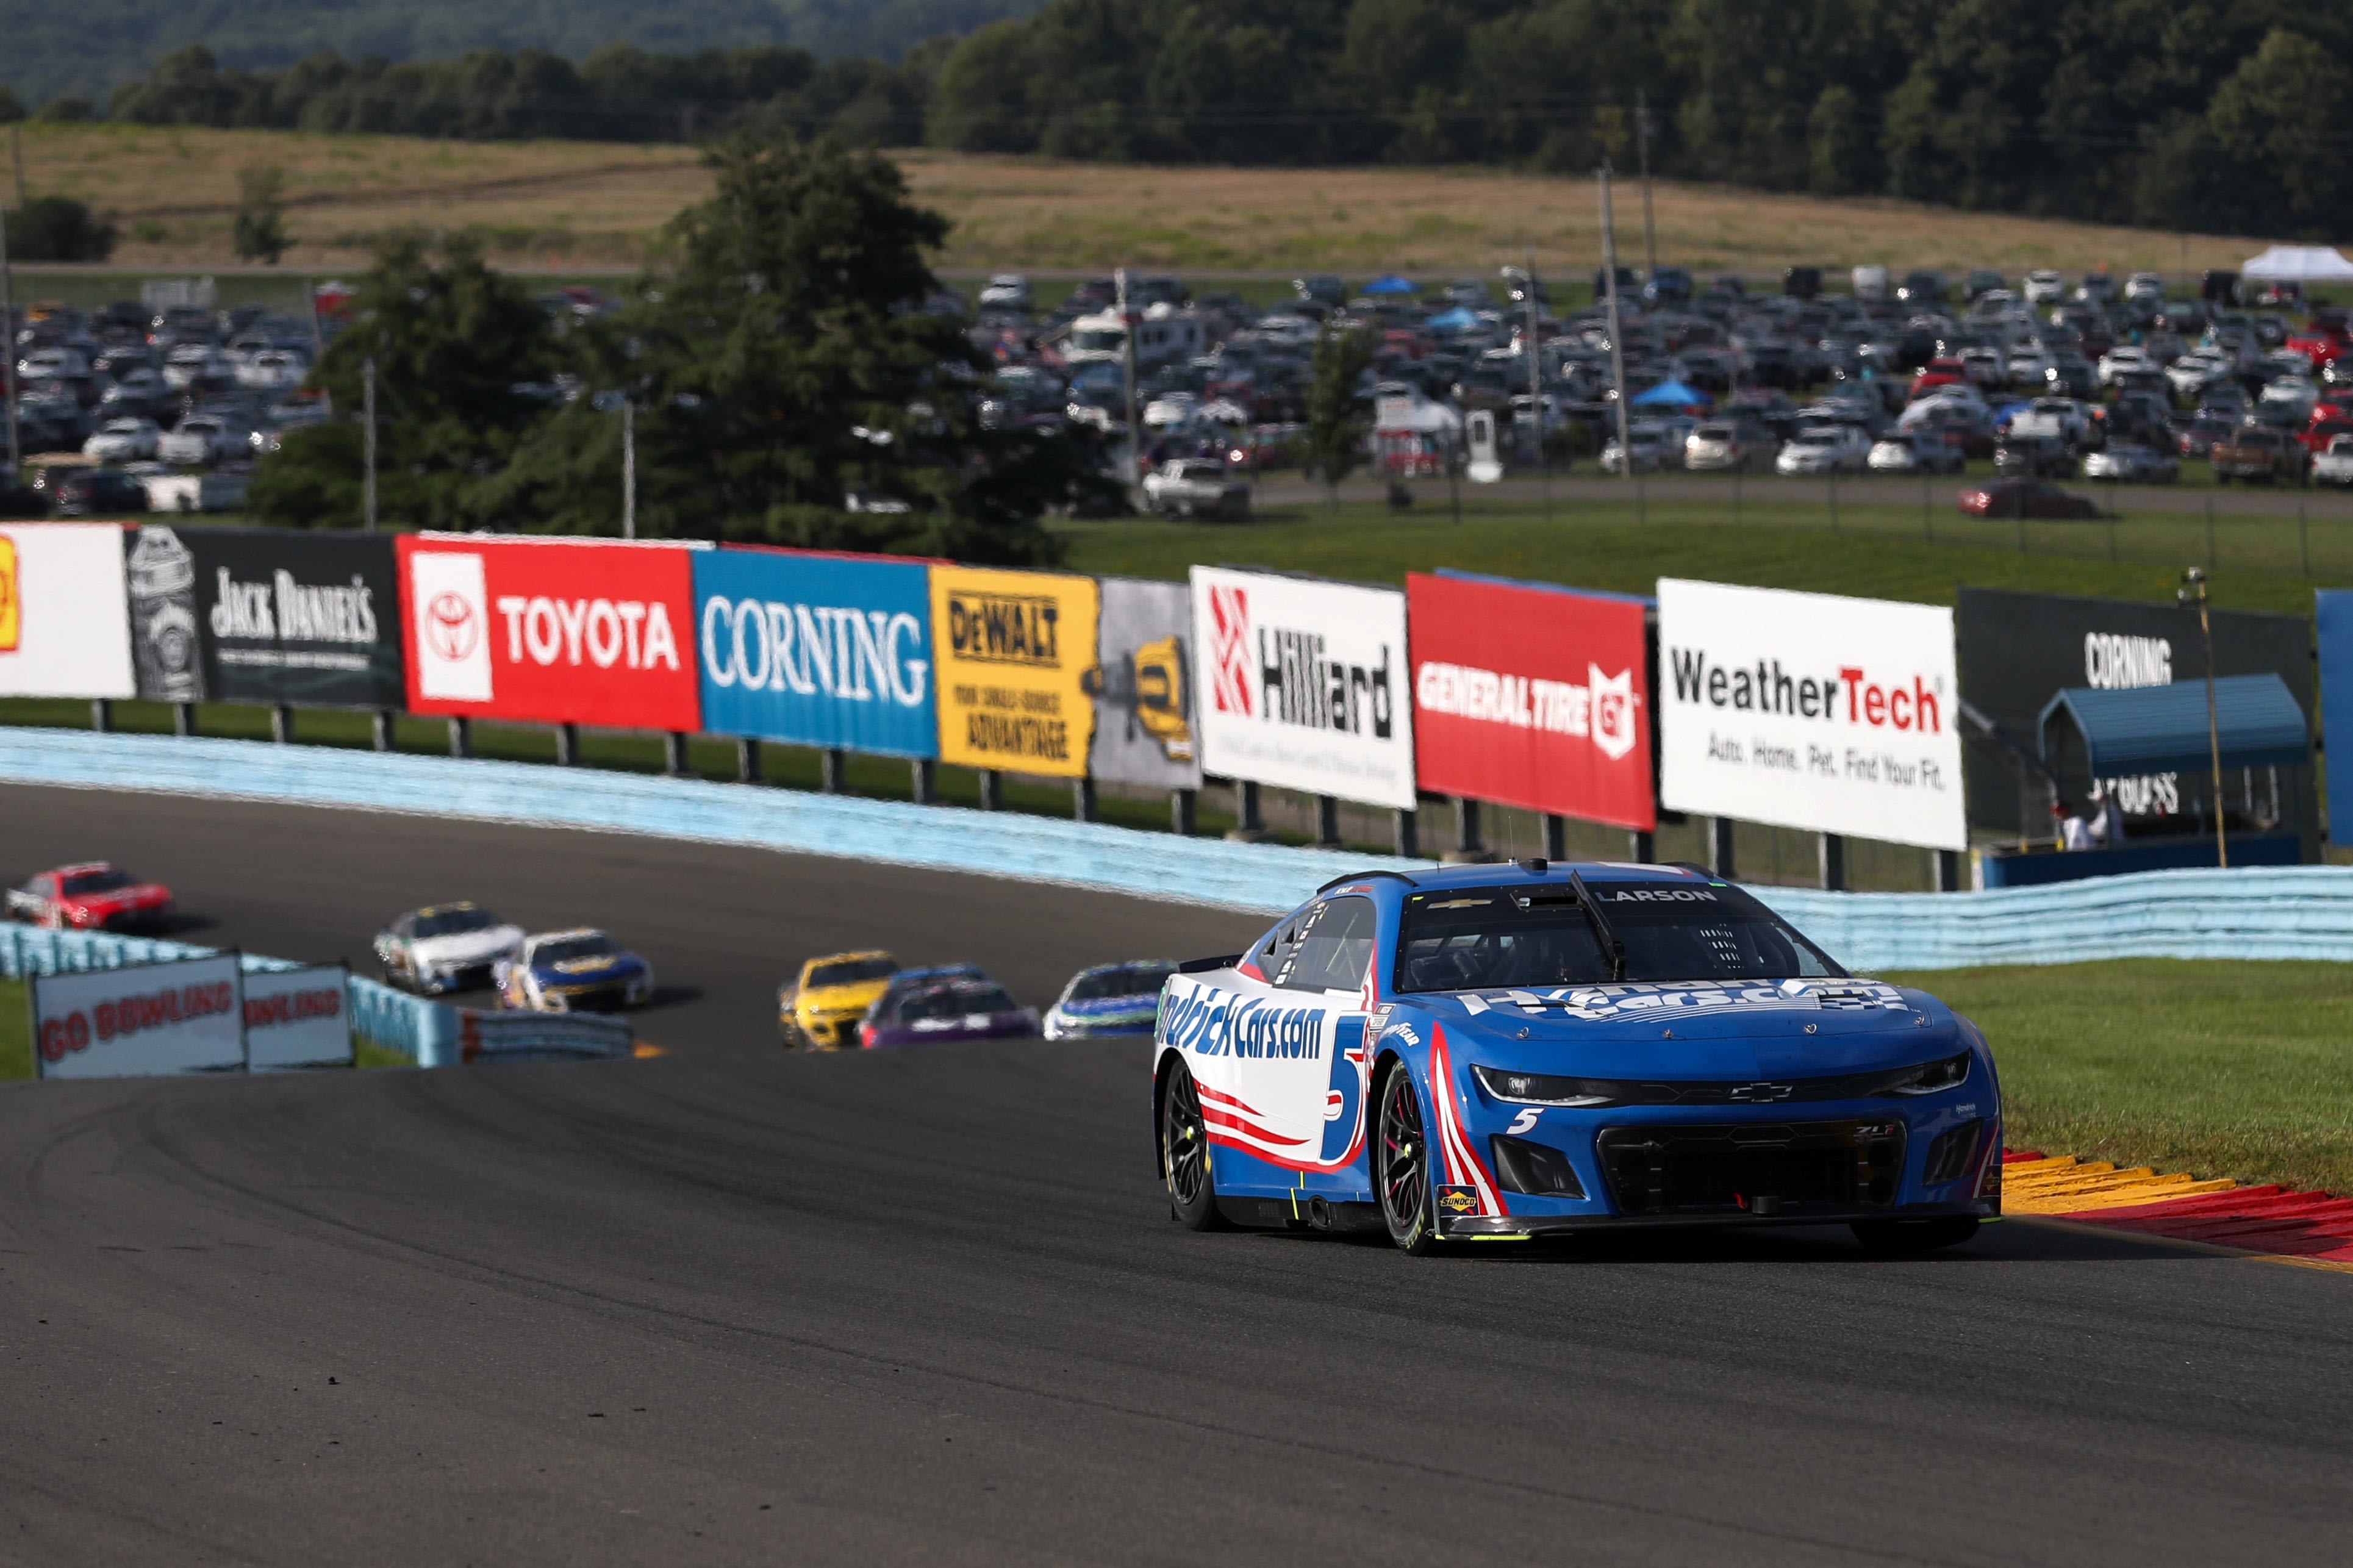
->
xmin=859 ymin=977 xmax=1039 ymax=1048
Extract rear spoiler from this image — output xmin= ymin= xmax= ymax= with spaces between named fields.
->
xmin=1177 ymin=953 xmax=1242 ymax=974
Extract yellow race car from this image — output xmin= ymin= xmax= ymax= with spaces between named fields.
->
xmin=779 ymin=950 xmax=901 ymax=1049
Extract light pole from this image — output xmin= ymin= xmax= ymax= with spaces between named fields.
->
xmin=0 ymin=197 xmax=18 ymax=481
xmin=2180 ymin=567 xmax=2226 ymax=867
xmin=362 ymin=354 xmax=378 ymax=532
xmin=1599 ymin=162 xmax=1634 ymax=489
xmin=1116 ymin=267 xmax=1141 ymax=491
xmin=621 ymin=396 xmax=636 ymax=540
xmin=1636 ymin=88 xmax=1658 ymax=284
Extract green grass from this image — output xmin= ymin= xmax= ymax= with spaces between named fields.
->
xmin=0 ymin=979 xmax=28 ymax=1083
xmin=1889 ymin=959 xmax=2353 ymax=1196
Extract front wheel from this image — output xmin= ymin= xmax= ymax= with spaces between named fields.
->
xmin=1160 ymin=1058 xmax=1226 ymax=1230
xmin=1374 ymin=1062 xmax=1442 ymax=1255
xmin=1851 ymin=1217 xmax=1982 ymax=1253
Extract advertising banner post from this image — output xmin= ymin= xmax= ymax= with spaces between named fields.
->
xmin=929 ymin=565 xmax=1099 ymax=778
xmin=242 ymin=964 xmax=354 ymax=1070
xmin=126 ymin=527 xmax=404 ymax=707
xmin=0 ymin=522 xmax=135 ymax=699
xmin=1407 ymin=570 xmax=1652 ymax=829
xmin=1087 ymin=576 xmax=1205 ymax=790
xmin=33 ymin=954 xmax=246 ymax=1078
xmin=1189 ymin=567 xmax=1416 ymax=811
xmin=693 ymin=549 xmax=938 ymax=757
xmin=1657 ymin=578 xmax=1966 ymax=851
xmin=397 ymin=534 xmax=704 ymax=731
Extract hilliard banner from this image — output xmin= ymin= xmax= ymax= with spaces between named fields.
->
xmin=929 ymin=565 xmax=1099 ymax=778
xmin=1086 ymin=576 xmax=1204 ymax=790
xmin=1657 ymin=578 xmax=1966 ymax=851
xmin=126 ymin=528 xmax=403 ymax=707
xmin=1406 ymin=570 xmax=1653 ymax=829
xmin=1189 ymin=567 xmax=1416 ymax=811
xmin=0 ymin=523 xmax=135 ymax=699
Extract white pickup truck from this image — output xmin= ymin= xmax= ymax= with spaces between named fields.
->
xmin=1141 ymin=459 xmax=1250 ymax=520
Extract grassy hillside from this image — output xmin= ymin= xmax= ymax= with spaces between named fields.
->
xmin=6 ymin=122 xmax=2283 ymax=277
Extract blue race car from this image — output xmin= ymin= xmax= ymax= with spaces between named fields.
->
xmin=495 ymin=928 xmax=656 ymax=1014
xmin=1151 ymin=859 xmax=2002 ymax=1255
xmin=1042 ymin=960 xmax=1178 ymax=1040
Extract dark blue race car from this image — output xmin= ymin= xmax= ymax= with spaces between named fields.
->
xmin=1152 ymin=860 xmax=2002 ymax=1255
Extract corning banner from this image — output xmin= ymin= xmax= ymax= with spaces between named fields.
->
xmin=694 ymin=548 xmax=937 ymax=757
xmin=1657 ymin=578 xmax=1965 ymax=851
xmin=1087 ymin=576 xmax=1205 ymax=790
xmin=134 ymin=529 xmax=403 ymax=707
xmin=0 ymin=523 xmax=134 ymax=699
xmin=1407 ymin=570 xmax=1653 ymax=829
xmin=397 ymin=534 xmax=704 ymax=731
xmin=33 ymin=953 xmax=245 ymax=1078
xmin=930 ymin=565 xmax=1099 ymax=778
xmin=1958 ymin=587 xmax=2316 ymax=838
xmin=1189 ymin=567 xmax=1416 ymax=811
xmin=243 ymin=963 xmax=354 ymax=1071
xmin=2308 ymin=591 xmax=2352 ymax=845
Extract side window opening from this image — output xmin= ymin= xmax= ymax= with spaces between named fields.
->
xmin=1276 ymin=897 xmax=1378 ymax=993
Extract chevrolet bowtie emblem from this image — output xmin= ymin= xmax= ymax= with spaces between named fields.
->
xmin=1729 ymin=1082 xmax=1796 ymax=1103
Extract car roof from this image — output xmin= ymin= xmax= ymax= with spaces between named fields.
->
xmin=806 ymin=949 xmax=894 ymax=967
xmin=526 ymin=927 xmax=610 ymax=945
xmin=48 ymin=861 xmax=123 ymax=878
xmin=1310 ymin=859 xmax=1721 ymax=909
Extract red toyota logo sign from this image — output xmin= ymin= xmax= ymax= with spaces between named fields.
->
xmin=426 ymin=589 xmax=478 ymax=662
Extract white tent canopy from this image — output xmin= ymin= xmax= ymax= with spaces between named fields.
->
xmin=2241 ymin=245 xmax=2353 ymax=281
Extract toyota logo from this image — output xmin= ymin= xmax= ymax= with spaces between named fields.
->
xmin=426 ymin=590 xmax=479 ymax=662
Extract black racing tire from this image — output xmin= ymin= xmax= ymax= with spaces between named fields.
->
xmin=1373 ymin=1061 xmax=1442 ymax=1255
xmin=1850 ymin=1217 xmax=1983 ymax=1254
xmin=1159 ymin=1058 xmax=1227 ymax=1230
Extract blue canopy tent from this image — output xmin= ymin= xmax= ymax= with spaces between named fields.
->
xmin=1631 ymin=378 xmax=1711 ymax=412
xmin=1360 ymin=274 xmax=1419 ymax=295
xmin=1425 ymin=305 xmax=1483 ymax=333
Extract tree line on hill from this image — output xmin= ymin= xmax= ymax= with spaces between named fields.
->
xmin=6 ymin=1 xmax=2353 ymax=238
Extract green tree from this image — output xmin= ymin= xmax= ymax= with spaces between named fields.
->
xmin=9 ymin=196 xmax=114 ymax=262
xmin=232 ymin=163 xmax=290 ymax=264
xmin=2204 ymin=29 xmax=2353 ymax=235
xmin=249 ymin=234 xmax=557 ymax=528
xmin=1302 ymin=321 xmax=1375 ymax=509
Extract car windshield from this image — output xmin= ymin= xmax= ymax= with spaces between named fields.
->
xmin=60 ymin=869 xmax=134 ymax=895
xmin=1069 ymin=962 xmax=1175 ymax=1002
xmin=535 ymin=936 xmax=620 ymax=964
xmin=808 ymin=956 xmax=898 ymax=988
xmin=1394 ymin=881 xmax=1844 ymax=991
xmin=414 ymin=905 xmax=500 ymax=938
xmin=902 ymin=984 xmax=1016 ymax=1022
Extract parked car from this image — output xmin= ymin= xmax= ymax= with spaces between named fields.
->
xmin=1681 ymin=420 xmax=1776 ymax=473
xmin=1868 ymin=433 xmax=1963 ymax=474
xmin=1958 ymin=479 xmax=2103 ymax=520
xmin=1600 ymin=421 xmax=1675 ymax=474
xmin=2211 ymin=426 xmax=2310 ymax=485
xmin=1994 ymin=436 xmax=2074 ymax=479
xmin=82 ymin=418 xmax=161 ymax=461
xmin=976 ymin=274 xmax=1033 ymax=311
xmin=1851 ymin=264 xmax=1891 ymax=301
xmin=157 ymin=414 xmax=246 ymax=467
xmin=2174 ymin=414 xmax=2237 ymax=459
xmin=2096 ymin=346 xmax=2158 ymax=388
xmin=2082 ymin=445 xmax=2180 ymax=484
xmin=46 ymin=468 xmax=149 ymax=516
xmin=7 ymin=862 xmax=175 ymax=932
xmin=1141 ymin=457 xmax=1250 ymax=520
xmin=2023 ymin=270 xmax=2067 ymax=306
xmin=1775 ymin=423 xmax=1872 ymax=475
xmin=2008 ymin=397 xmax=2093 ymax=447
xmin=1040 ymin=960 xmax=1178 ymax=1041
xmin=859 ymin=976 xmax=1038 ymax=1048
xmin=2314 ymin=434 xmax=2353 ymax=488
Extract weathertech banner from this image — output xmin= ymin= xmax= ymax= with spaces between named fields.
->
xmin=1189 ymin=567 xmax=1416 ymax=810
xmin=242 ymin=964 xmax=354 ymax=1071
xmin=1087 ymin=576 xmax=1204 ymax=790
xmin=929 ymin=565 xmax=1099 ymax=777
xmin=147 ymin=529 xmax=403 ymax=707
xmin=1407 ymin=570 xmax=1652 ymax=829
xmin=1657 ymin=578 xmax=1965 ymax=851
xmin=33 ymin=954 xmax=246 ymax=1079
xmin=397 ymin=534 xmax=704 ymax=731
xmin=0 ymin=523 xmax=135 ymax=699
xmin=694 ymin=548 xmax=939 ymax=757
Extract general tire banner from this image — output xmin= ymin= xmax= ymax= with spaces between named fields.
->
xmin=1658 ymin=578 xmax=1964 ymax=851
xmin=397 ymin=534 xmax=704 ymax=731
xmin=929 ymin=565 xmax=1099 ymax=778
xmin=0 ymin=522 xmax=134 ymax=699
xmin=33 ymin=954 xmax=245 ymax=1078
xmin=1407 ymin=570 xmax=1652 ymax=829
xmin=1189 ymin=567 xmax=1416 ymax=811
xmin=1087 ymin=576 xmax=1204 ymax=790
xmin=694 ymin=548 xmax=938 ymax=757
xmin=130 ymin=529 xmax=404 ymax=707
xmin=243 ymin=963 xmax=354 ymax=1071
xmin=1960 ymin=587 xmax=2316 ymax=837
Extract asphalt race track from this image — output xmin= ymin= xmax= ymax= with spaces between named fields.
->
xmin=1 ymin=781 xmax=2350 ymax=1564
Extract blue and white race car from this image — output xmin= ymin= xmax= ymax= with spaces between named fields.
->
xmin=1152 ymin=859 xmax=2002 ymax=1255
xmin=495 ymin=928 xmax=656 ymax=1014
xmin=1042 ymin=960 xmax=1178 ymax=1040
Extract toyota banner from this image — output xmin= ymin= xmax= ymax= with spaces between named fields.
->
xmin=0 ymin=521 xmax=135 ymax=700
xmin=398 ymin=534 xmax=706 ymax=731
xmin=1407 ymin=570 xmax=1652 ymax=829
xmin=124 ymin=526 xmax=404 ymax=707
xmin=1657 ymin=578 xmax=1966 ymax=851
xmin=1189 ymin=566 xmax=1416 ymax=811
xmin=694 ymin=548 xmax=938 ymax=757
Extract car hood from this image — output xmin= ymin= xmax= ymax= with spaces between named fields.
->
xmin=410 ymin=926 xmax=525 ymax=965
xmin=532 ymin=952 xmax=644 ymax=982
xmin=1396 ymin=979 xmax=1964 ymax=1080
xmin=1056 ymin=992 xmax=1161 ymax=1021
xmin=800 ymin=980 xmax=890 ymax=1014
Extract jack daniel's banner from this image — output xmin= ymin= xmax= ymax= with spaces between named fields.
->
xmin=127 ymin=527 xmax=404 ymax=708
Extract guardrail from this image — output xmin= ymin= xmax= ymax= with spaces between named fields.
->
xmin=5 ymin=729 xmax=2353 ymax=974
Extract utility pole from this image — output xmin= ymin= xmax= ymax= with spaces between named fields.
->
xmin=0 ymin=197 xmax=18 ymax=481
xmin=1599 ymin=162 xmax=1635 ymax=488
xmin=621 ymin=397 xmax=636 ymax=540
xmin=2181 ymin=567 xmax=2226 ymax=868
xmin=9 ymin=125 xmax=23 ymax=211
xmin=1636 ymin=89 xmax=1658 ymax=283
xmin=1115 ymin=267 xmax=1142 ymax=490
xmin=362 ymin=354 xmax=378 ymax=531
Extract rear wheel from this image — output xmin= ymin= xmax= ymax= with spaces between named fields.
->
xmin=1160 ymin=1059 xmax=1225 ymax=1230
xmin=1374 ymin=1062 xmax=1441 ymax=1255
xmin=1851 ymin=1217 xmax=1982 ymax=1253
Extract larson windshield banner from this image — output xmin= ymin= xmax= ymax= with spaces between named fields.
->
xmin=398 ymin=534 xmax=705 ymax=731
xmin=929 ymin=565 xmax=1099 ymax=778
xmin=694 ymin=548 xmax=938 ymax=757
xmin=1656 ymin=578 xmax=1965 ymax=851
xmin=1189 ymin=567 xmax=1416 ymax=811
xmin=1087 ymin=576 xmax=1204 ymax=790
xmin=126 ymin=528 xmax=403 ymax=707
xmin=0 ymin=522 xmax=134 ymax=700
xmin=1406 ymin=570 xmax=1652 ymax=829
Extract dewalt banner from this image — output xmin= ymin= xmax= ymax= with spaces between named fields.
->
xmin=929 ymin=566 xmax=1099 ymax=778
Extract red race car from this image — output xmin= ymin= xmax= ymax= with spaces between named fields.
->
xmin=1958 ymin=479 xmax=2104 ymax=520
xmin=6 ymin=862 xmax=177 ymax=933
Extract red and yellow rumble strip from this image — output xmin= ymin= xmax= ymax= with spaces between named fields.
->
xmin=2003 ymin=1150 xmax=2353 ymax=1273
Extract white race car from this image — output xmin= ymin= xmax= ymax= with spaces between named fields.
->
xmin=373 ymin=901 xmax=525 ymax=995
